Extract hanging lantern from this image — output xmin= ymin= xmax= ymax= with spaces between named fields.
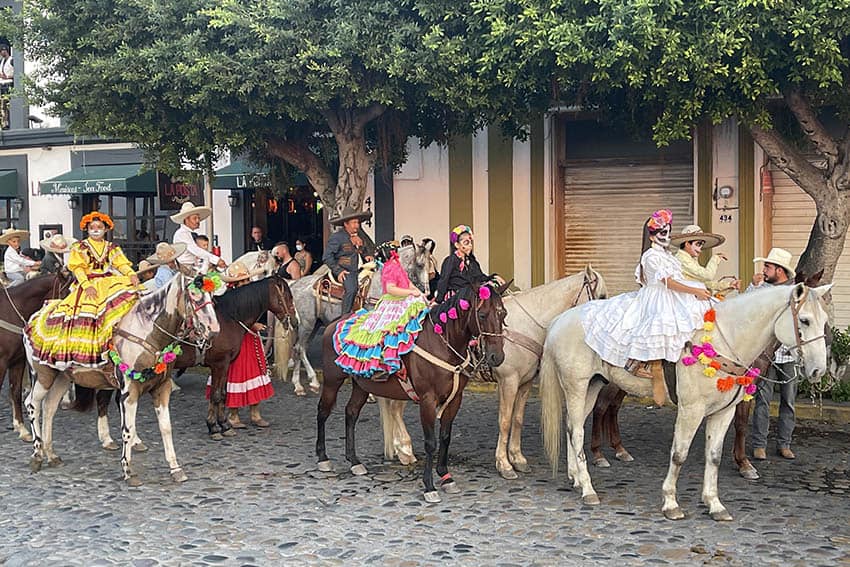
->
xmin=268 ymin=198 xmax=279 ymax=214
xmin=288 ymin=198 xmax=296 ymax=213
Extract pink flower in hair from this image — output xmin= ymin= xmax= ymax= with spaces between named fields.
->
xmin=478 ymin=286 xmax=491 ymax=300
xmin=647 ymin=209 xmax=673 ymax=231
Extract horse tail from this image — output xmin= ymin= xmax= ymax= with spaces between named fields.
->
xmin=71 ymin=384 xmax=96 ymax=413
xmin=272 ymin=321 xmax=293 ymax=380
xmin=377 ymin=397 xmax=396 ymax=460
xmin=540 ymin=346 xmax=563 ymax=477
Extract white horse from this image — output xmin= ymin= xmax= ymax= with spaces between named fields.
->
xmin=540 ymin=282 xmax=831 ymax=521
xmin=286 ymin=244 xmax=431 ymax=395
xmin=24 ymin=273 xmax=220 ymax=485
xmin=378 ymin=266 xmax=608 ymax=475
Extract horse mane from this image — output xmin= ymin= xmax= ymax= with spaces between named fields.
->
xmin=215 ymin=278 xmax=270 ymax=322
xmin=136 ymin=275 xmax=174 ymax=318
xmin=428 ymin=287 xmax=475 ymax=342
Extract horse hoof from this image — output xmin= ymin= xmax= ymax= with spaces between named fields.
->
xmin=47 ymin=457 xmax=64 ymax=468
xmin=710 ymin=509 xmax=734 ymax=522
xmin=210 ymin=433 xmax=224 ymax=441
xmin=294 ymin=389 xmax=306 ymax=397
xmin=350 ymin=464 xmax=368 ymax=476
xmin=133 ymin=442 xmax=149 ymax=453
xmin=222 ymin=428 xmax=238 ymax=437
xmin=511 ymin=461 xmax=531 ymax=474
xmin=19 ymin=431 xmax=33 ymax=443
xmin=615 ymin=450 xmax=634 ymax=462
xmin=423 ymin=491 xmax=441 ymax=504
xmin=498 ymin=467 xmax=519 ymax=480
xmin=441 ymin=480 xmax=461 ymax=494
xmin=30 ymin=459 xmax=43 ymax=473
xmin=739 ymin=464 xmax=760 ymax=481
xmin=663 ymin=507 xmax=685 ymax=521
xmin=398 ymin=453 xmax=417 ymax=466
xmin=592 ymin=457 xmax=611 ymax=468
xmin=317 ymin=460 xmax=333 ymax=472
xmin=126 ymin=475 xmax=143 ymax=488
xmin=171 ymin=469 xmax=188 ymax=483
xmin=103 ymin=441 xmax=119 ymax=451
xmin=309 ymin=384 xmax=321 ymax=395
xmin=582 ymin=493 xmax=601 ymax=506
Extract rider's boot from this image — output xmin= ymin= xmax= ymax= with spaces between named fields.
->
xmin=625 ymin=359 xmax=667 ymax=406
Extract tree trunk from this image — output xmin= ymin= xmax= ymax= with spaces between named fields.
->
xmin=334 ymin=131 xmax=373 ymax=217
xmin=266 ymin=138 xmax=337 ymax=210
xmin=797 ymin=193 xmax=850 ymax=283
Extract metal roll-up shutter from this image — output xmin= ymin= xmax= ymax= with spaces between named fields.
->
xmin=770 ymin=164 xmax=850 ymax=326
xmin=564 ymin=157 xmax=694 ymax=295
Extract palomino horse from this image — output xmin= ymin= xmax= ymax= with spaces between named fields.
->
xmin=316 ymin=282 xmax=509 ymax=503
xmin=378 ymin=266 xmax=609 ymax=477
xmin=540 ymin=282 xmax=830 ymax=520
xmin=287 ymin=244 xmax=431 ymax=395
xmin=25 ymin=273 xmax=219 ymax=485
xmin=0 ymin=271 xmax=73 ymax=441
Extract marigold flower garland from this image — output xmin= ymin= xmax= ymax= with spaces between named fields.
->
xmin=680 ymin=308 xmax=759 ymax=401
xmin=108 ymin=343 xmax=183 ymax=383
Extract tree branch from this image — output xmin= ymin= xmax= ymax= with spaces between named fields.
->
xmin=784 ymin=88 xmax=840 ymax=172
xmin=353 ymin=102 xmax=386 ymax=131
xmin=267 ymin=137 xmax=336 ymax=204
xmin=747 ymin=123 xmax=829 ymax=200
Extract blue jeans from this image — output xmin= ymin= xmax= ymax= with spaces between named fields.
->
xmin=751 ymin=362 xmax=797 ymax=450
xmin=341 ymin=270 xmax=358 ymax=314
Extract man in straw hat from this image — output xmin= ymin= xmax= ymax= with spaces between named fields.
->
xmin=322 ymin=206 xmax=375 ymax=314
xmin=170 ymin=202 xmax=226 ymax=272
xmin=40 ymin=233 xmax=76 ymax=273
xmin=671 ymin=224 xmax=740 ymax=294
xmin=747 ymin=247 xmax=799 ymax=462
xmin=1 ymin=227 xmax=40 ymax=285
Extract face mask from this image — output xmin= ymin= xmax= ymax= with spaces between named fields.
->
xmin=652 ymin=225 xmax=671 ymax=248
xmin=88 ymin=229 xmax=105 ymax=238
xmin=295 ymin=244 xmax=303 ymax=251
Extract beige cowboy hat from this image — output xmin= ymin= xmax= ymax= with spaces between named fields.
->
xmin=145 ymin=242 xmax=187 ymax=265
xmin=329 ymin=206 xmax=372 ymax=226
xmin=220 ymin=260 xmax=265 ymax=283
xmin=169 ymin=202 xmax=212 ymax=224
xmin=754 ymin=247 xmax=796 ymax=279
xmin=0 ymin=227 xmax=30 ymax=246
xmin=40 ymin=233 xmax=77 ymax=253
xmin=670 ymin=224 xmax=725 ymax=249
xmin=136 ymin=259 xmax=158 ymax=276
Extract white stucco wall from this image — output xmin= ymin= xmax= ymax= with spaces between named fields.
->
xmin=512 ymin=138 xmax=532 ymax=290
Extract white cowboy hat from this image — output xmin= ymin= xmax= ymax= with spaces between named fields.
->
xmin=669 ymin=224 xmax=725 ymax=249
xmin=220 ymin=260 xmax=265 ymax=283
xmin=0 ymin=227 xmax=29 ymax=246
xmin=145 ymin=242 xmax=187 ymax=265
xmin=754 ymin=247 xmax=796 ymax=279
xmin=40 ymin=233 xmax=77 ymax=253
xmin=169 ymin=202 xmax=212 ymax=224
xmin=329 ymin=206 xmax=372 ymax=226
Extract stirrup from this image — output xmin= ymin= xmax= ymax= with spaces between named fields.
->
xmin=625 ymin=359 xmax=653 ymax=379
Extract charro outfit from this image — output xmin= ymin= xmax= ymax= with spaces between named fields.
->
xmin=4 ymin=246 xmax=36 ymax=284
xmin=434 ymin=252 xmax=486 ymax=303
xmin=333 ymin=254 xmax=428 ymax=377
xmin=676 ymin=250 xmax=724 ymax=294
xmin=582 ymin=244 xmax=710 ymax=366
xmin=25 ymin=239 xmax=138 ymax=369
xmin=323 ymin=228 xmax=374 ymax=314
xmin=173 ymin=224 xmax=220 ymax=271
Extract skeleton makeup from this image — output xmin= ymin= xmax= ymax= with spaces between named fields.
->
xmin=651 ymin=224 xmax=672 ymax=248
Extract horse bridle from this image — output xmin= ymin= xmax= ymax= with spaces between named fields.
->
xmin=571 ymin=271 xmax=600 ymax=308
xmin=271 ymin=274 xmax=297 ymax=329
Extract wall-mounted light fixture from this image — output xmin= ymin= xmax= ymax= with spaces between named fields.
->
xmin=227 ymin=192 xmax=239 ymax=208
xmin=67 ymin=195 xmax=80 ymax=210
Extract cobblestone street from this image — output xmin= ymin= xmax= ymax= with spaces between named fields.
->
xmin=1 ymin=374 xmax=849 ymax=566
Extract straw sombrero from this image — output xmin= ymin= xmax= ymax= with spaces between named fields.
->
xmin=40 ymin=233 xmax=77 ymax=253
xmin=136 ymin=259 xmax=158 ymax=276
xmin=145 ymin=242 xmax=187 ymax=265
xmin=0 ymin=227 xmax=29 ymax=246
xmin=220 ymin=261 xmax=265 ymax=283
xmin=670 ymin=225 xmax=725 ymax=249
xmin=329 ymin=206 xmax=372 ymax=226
xmin=169 ymin=202 xmax=212 ymax=224
xmin=754 ymin=247 xmax=796 ymax=279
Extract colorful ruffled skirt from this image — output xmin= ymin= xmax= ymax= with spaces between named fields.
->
xmin=24 ymin=275 xmax=139 ymax=370
xmin=333 ymin=294 xmax=429 ymax=377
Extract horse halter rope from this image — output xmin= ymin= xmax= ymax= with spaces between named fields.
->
xmin=271 ymin=275 xmax=297 ymax=329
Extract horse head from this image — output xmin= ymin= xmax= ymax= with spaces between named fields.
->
xmin=178 ymin=273 xmax=221 ymax=344
xmin=398 ymin=244 xmax=430 ymax=294
xmin=584 ymin=264 xmax=608 ymax=300
xmin=270 ymin=273 xmax=299 ymax=333
xmin=462 ymin=282 xmax=509 ymax=367
xmin=774 ymin=283 xmax=832 ymax=380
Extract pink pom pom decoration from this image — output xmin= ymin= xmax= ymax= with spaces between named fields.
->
xmin=448 ymin=307 xmax=458 ymax=320
xmin=745 ymin=383 xmax=757 ymax=395
xmin=681 ymin=356 xmax=698 ymax=366
xmin=439 ymin=312 xmax=448 ymax=323
xmin=118 ymin=363 xmax=129 ymax=373
xmin=468 ymin=339 xmax=479 ymax=347
xmin=746 ymin=368 xmax=761 ymax=378
xmin=162 ymin=352 xmax=177 ymax=363
xmin=691 ymin=345 xmax=703 ymax=356
xmin=458 ymin=299 xmax=470 ymax=311
xmin=701 ymin=343 xmax=717 ymax=358
xmin=434 ymin=323 xmax=443 ymax=335
xmin=478 ymin=286 xmax=491 ymax=300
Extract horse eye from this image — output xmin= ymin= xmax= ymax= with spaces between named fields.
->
xmin=800 ymin=318 xmax=810 ymax=327
xmin=478 ymin=312 xmax=487 ymax=320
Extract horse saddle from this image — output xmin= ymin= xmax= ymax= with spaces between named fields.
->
xmin=312 ymin=262 xmax=376 ymax=309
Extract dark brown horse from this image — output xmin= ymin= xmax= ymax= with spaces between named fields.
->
xmin=589 ymin=269 xmax=826 ymax=480
xmin=317 ymin=282 xmax=509 ymax=503
xmin=0 ymin=271 xmax=73 ymax=441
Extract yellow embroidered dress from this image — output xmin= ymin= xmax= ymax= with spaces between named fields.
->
xmin=25 ymin=239 xmax=138 ymax=369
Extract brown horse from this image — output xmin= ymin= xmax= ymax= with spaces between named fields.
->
xmin=589 ymin=269 xmax=826 ymax=480
xmin=0 ymin=271 xmax=73 ymax=441
xmin=316 ymin=282 xmax=509 ymax=503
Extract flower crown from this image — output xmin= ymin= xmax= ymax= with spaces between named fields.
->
xmin=647 ymin=209 xmax=672 ymax=232
xmin=79 ymin=211 xmax=115 ymax=231
xmin=450 ymin=225 xmax=473 ymax=244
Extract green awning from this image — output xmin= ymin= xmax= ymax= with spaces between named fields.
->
xmin=0 ymin=170 xmax=17 ymax=198
xmin=212 ymin=160 xmax=308 ymax=189
xmin=40 ymin=164 xmax=158 ymax=195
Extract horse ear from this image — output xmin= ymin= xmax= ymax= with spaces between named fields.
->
xmin=811 ymin=283 xmax=833 ymax=299
xmin=792 ymin=282 xmax=807 ymax=303
xmin=496 ymin=279 xmax=513 ymax=296
xmin=584 ymin=264 xmax=594 ymax=278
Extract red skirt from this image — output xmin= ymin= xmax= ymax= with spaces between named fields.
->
xmin=205 ymin=333 xmax=274 ymax=408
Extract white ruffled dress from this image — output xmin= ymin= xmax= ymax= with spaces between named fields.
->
xmin=582 ymin=244 xmax=710 ymax=366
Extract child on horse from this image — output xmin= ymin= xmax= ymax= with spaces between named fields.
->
xmin=333 ymin=240 xmax=428 ymax=379
xmin=434 ymin=225 xmax=488 ymax=303
xmin=582 ymin=209 xmax=712 ymax=404
xmin=672 ymin=225 xmax=740 ymax=295
xmin=25 ymin=212 xmax=141 ymax=369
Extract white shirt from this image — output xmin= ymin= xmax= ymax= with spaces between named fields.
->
xmin=4 ymin=246 xmax=35 ymax=275
xmin=173 ymin=224 xmax=221 ymax=269
xmin=0 ymin=57 xmax=12 ymax=85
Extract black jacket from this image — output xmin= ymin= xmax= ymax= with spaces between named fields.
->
xmin=434 ymin=252 xmax=487 ymax=303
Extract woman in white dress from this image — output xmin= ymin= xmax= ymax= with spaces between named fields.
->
xmin=582 ymin=209 xmax=712 ymax=386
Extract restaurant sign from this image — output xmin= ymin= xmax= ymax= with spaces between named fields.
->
xmin=158 ymin=177 xmax=204 ymax=210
